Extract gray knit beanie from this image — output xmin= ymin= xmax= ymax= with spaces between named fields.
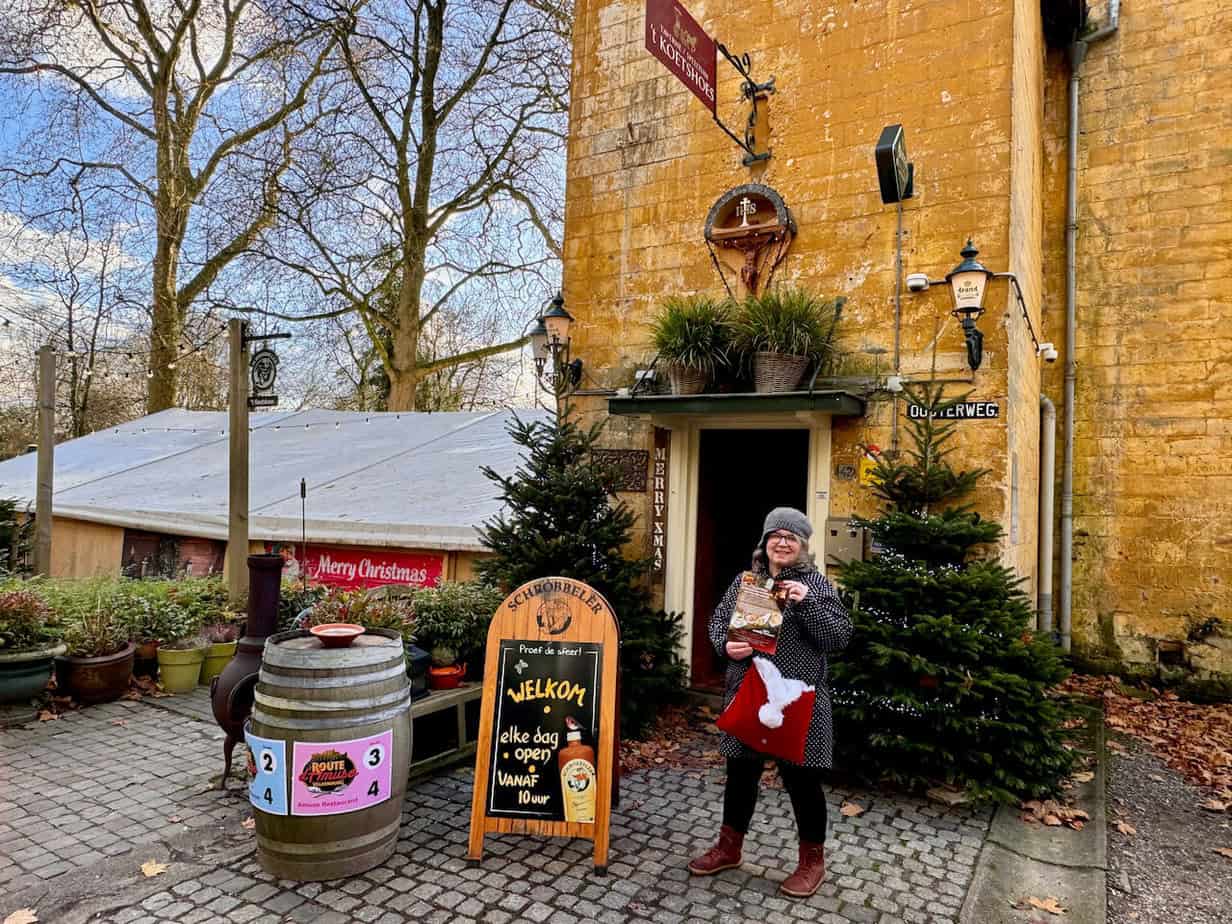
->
xmin=761 ymin=507 xmax=813 ymax=544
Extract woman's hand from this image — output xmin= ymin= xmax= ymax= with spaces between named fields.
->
xmin=777 ymin=580 xmax=809 ymax=604
xmin=725 ymin=641 xmax=754 ymax=660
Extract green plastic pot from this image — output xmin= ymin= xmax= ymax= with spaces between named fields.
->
xmin=157 ymin=646 xmax=205 ymax=693
xmin=199 ymin=641 xmax=237 ymax=686
xmin=0 ymin=643 xmax=66 ymax=705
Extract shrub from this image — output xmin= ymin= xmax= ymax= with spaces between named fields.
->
xmin=278 ymin=581 xmax=329 ymax=632
xmin=0 ymin=588 xmax=59 ymax=652
xmin=730 ymin=287 xmax=843 ymax=362
xmin=409 ymin=580 xmax=504 ymax=665
xmin=649 ymin=295 xmax=733 ymax=375
xmin=300 ymin=587 xmax=415 ymax=647
xmin=62 ymin=600 xmax=129 ymax=658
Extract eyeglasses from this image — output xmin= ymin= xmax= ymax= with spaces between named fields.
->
xmin=767 ymin=531 xmax=800 ymax=546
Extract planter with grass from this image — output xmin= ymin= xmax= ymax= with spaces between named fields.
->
xmin=732 ymin=287 xmax=843 ymax=393
xmin=0 ymin=589 xmax=65 ymax=710
xmin=649 ymin=295 xmax=732 ymax=395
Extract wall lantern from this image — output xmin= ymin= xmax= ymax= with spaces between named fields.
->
xmin=905 ymin=240 xmax=1051 ymax=372
xmin=528 ymin=292 xmax=583 ymax=408
xmin=945 ymin=240 xmax=992 ymax=370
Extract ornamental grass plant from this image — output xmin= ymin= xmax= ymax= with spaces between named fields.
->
xmin=648 ymin=295 xmax=734 ymax=377
xmin=731 ymin=286 xmax=843 ymax=363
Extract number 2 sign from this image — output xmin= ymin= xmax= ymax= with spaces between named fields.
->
xmin=245 ymin=728 xmax=289 ymax=815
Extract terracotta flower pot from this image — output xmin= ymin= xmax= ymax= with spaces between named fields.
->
xmin=157 ymin=645 xmax=205 ymax=693
xmin=55 ymin=642 xmax=136 ymax=706
xmin=199 ymin=641 xmax=238 ymax=685
xmin=0 ymin=643 xmax=67 ymax=706
xmin=428 ymin=663 xmax=466 ymax=691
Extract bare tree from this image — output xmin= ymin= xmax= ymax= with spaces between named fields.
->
xmin=0 ymin=0 xmax=359 ymax=413
xmin=256 ymin=0 xmax=569 ymax=410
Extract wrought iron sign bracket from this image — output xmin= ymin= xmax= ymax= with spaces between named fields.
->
xmin=715 ymin=42 xmax=775 ymax=166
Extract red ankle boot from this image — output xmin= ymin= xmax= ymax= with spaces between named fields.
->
xmin=780 ymin=840 xmax=826 ymax=897
xmin=688 ymin=824 xmax=744 ymax=875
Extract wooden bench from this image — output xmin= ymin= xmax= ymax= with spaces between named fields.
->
xmin=408 ymin=682 xmax=484 ymax=779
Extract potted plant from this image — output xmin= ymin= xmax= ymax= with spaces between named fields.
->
xmin=124 ymin=592 xmax=164 ymax=678
xmin=0 ymin=588 xmax=65 ymax=708
xmin=155 ymin=603 xmax=206 ymax=693
xmin=731 ymin=287 xmax=843 ymax=393
xmin=56 ymin=600 xmax=135 ymax=705
xmin=300 ymin=587 xmax=416 ymax=647
xmin=649 ymin=295 xmax=733 ymax=395
xmin=411 ymin=581 xmax=503 ymax=689
xmin=200 ymin=619 xmax=241 ymax=685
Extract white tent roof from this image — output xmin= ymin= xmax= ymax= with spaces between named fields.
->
xmin=0 ymin=407 xmax=551 ymax=551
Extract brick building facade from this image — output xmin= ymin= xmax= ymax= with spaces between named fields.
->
xmin=559 ymin=0 xmax=1231 ymax=686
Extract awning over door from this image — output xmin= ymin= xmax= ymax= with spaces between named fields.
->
xmin=608 ymin=389 xmax=866 ymax=418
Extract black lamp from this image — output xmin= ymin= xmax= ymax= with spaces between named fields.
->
xmin=530 ymin=292 xmax=583 ymax=405
xmin=945 ymin=240 xmax=993 ymax=371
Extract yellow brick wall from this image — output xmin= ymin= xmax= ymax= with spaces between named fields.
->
xmin=1041 ymin=1 xmax=1232 ymax=669
xmin=565 ymin=0 xmax=1041 ymax=583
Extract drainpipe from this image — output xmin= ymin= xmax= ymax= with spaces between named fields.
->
xmin=1060 ymin=0 xmax=1120 ymax=654
xmin=1038 ymin=395 xmax=1056 ymax=635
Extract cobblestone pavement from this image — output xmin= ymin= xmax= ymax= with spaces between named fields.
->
xmin=1 ymin=690 xmax=993 ymax=923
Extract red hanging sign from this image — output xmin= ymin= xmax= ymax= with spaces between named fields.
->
xmin=645 ymin=0 xmax=716 ymax=113
xmin=267 ymin=543 xmax=443 ymax=590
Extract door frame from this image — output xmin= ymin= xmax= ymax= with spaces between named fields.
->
xmin=657 ymin=412 xmax=833 ymax=687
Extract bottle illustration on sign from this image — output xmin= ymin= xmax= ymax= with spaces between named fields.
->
xmin=558 ymin=716 xmax=597 ymax=823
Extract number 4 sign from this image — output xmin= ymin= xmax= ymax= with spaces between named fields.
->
xmin=245 ymin=728 xmax=289 ymax=816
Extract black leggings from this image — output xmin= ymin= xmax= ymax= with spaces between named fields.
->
xmin=722 ymin=757 xmax=829 ymax=844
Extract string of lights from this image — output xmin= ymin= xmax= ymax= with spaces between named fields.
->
xmin=109 ymin=412 xmax=457 ymax=437
xmin=49 ymin=323 xmax=230 ymax=381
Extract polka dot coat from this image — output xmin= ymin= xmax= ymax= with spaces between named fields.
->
xmin=708 ymin=563 xmax=853 ymax=768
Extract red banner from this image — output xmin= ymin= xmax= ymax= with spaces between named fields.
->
xmin=645 ymin=0 xmax=716 ymax=113
xmin=267 ymin=543 xmax=443 ymax=590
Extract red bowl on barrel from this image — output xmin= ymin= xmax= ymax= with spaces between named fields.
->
xmin=309 ymin=623 xmax=365 ymax=648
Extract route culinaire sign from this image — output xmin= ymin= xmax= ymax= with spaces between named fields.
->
xmin=645 ymin=0 xmax=716 ymax=112
xmin=265 ymin=542 xmax=442 ymax=590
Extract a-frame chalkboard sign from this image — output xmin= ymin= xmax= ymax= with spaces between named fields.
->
xmin=467 ymin=577 xmax=619 ymax=872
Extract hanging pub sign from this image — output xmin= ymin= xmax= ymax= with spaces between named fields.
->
xmin=645 ymin=0 xmax=716 ymax=112
xmin=468 ymin=577 xmax=619 ymax=872
xmin=907 ymin=401 xmax=1001 ymax=420
xmin=248 ymin=346 xmax=280 ymax=410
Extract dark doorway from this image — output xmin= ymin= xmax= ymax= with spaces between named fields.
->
xmin=691 ymin=428 xmax=809 ymax=691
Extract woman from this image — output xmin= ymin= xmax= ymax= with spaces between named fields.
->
xmin=688 ymin=506 xmax=852 ymax=898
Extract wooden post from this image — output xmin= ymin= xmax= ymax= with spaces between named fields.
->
xmin=227 ymin=320 xmax=249 ymax=606
xmin=33 ymin=345 xmax=54 ymax=576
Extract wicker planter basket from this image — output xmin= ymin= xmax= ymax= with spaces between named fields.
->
xmin=752 ymin=352 xmax=810 ymax=393
xmin=669 ymin=365 xmax=708 ymax=395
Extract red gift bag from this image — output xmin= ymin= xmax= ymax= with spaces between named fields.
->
xmin=716 ymin=661 xmax=816 ymax=764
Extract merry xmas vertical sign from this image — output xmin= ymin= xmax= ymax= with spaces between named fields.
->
xmin=645 ymin=0 xmax=716 ymax=112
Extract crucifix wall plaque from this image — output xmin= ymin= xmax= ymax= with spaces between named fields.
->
xmin=704 ymin=183 xmax=795 ymax=297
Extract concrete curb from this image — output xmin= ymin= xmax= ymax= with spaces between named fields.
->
xmin=959 ymin=704 xmax=1107 ymax=923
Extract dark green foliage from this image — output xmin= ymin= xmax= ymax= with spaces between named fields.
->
xmin=478 ymin=415 xmax=687 ymax=738
xmin=649 ymin=295 xmax=733 ymax=375
xmin=0 ymin=499 xmax=32 ymax=576
xmin=834 ymin=383 xmax=1074 ymax=803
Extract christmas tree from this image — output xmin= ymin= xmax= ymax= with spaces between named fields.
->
xmin=833 ymin=382 xmax=1074 ymax=803
xmin=478 ymin=414 xmax=686 ymax=738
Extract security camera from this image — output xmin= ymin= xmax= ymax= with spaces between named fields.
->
xmin=1038 ymin=342 xmax=1058 ymax=363
xmin=905 ymin=273 xmax=930 ymax=293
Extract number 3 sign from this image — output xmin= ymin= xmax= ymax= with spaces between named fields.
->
xmin=245 ymin=727 xmax=289 ymax=815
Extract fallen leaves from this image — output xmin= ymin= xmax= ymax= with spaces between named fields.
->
xmin=1199 ymin=799 xmax=1228 ymax=813
xmin=1060 ymin=675 xmax=1232 ymax=809
xmin=1027 ymin=896 xmax=1067 ymax=915
xmin=167 ymin=815 xmax=183 ymax=824
xmin=839 ymin=801 xmax=866 ymax=818
xmin=618 ymin=706 xmax=726 ymax=771
xmin=1214 ymin=847 xmax=1232 ymax=860
xmin=1071 ymin=771 xmax=1095 ymax=784
xmin=1020 ymin=800 xmax=1090 ymax=831
xmin=3 ymin=909 xmax=38 ymax=924
xmin=140 ymin=859 xmax=168 ymax=877
xmin=110 ymin=719 xmax=127 ymax=727
xmin=1114 ymin=820 xmax=1137 ymax=836
xmin=36 ymin=710 xmax=58 ymax=722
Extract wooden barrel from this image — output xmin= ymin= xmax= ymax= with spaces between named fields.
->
xmin=248 ymin=629 xmax=412 ymax=881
